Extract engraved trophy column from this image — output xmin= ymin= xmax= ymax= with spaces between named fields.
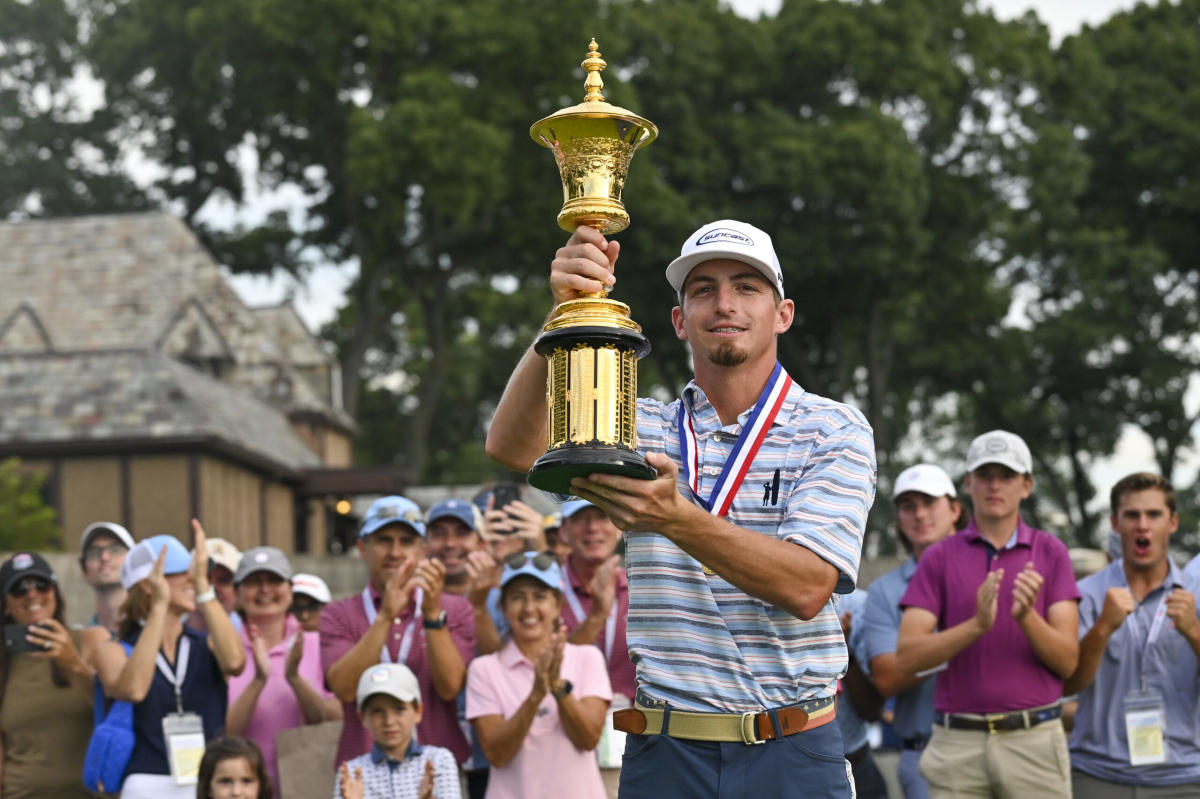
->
xmin=527 ymin=39 xmax=658 ymax=495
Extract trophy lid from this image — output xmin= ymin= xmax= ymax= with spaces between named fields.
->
xmin=530 ymin=39 xmax=658 ymax=148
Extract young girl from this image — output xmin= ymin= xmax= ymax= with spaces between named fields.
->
xmin=196 ymin=738 xmax=272 ymax=799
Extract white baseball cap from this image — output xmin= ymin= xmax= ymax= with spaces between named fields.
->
xmin=80 ymin=522 xmax=135 ymax=553
xmin=291 ymin=573 xmax=332 ymax=604
xmin=205 ymin=538 xmax=242 ymax=575
xmin=965 ymin=430 xmax=1033 ymax=475
xmin=665 ymin=220 xmax=785 ymax=299
xmin=892 ymin=464 xmax=957 ymax=502
xmin=356 ymin=663 xmax=421 ymax=711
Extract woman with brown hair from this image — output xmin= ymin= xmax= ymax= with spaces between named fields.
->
xmin=0 ymin=551 xmax=97 ymax=797
xmin=90 ymin=520 xmax=246 ymax=799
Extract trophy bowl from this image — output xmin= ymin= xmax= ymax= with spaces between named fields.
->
xmin=526 ymin=39 xmax=658 ymax=495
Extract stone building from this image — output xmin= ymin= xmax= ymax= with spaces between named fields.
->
xmin=0 ymin=211 xmax=392 ymax=553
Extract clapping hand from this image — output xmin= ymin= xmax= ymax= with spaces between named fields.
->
xmin=1011 ymin=562 xmax=1044 ymax=622
xmin=338 ymin=762 xmax=364 ymax=799
xmin=418 ymin=759 xmax=436 ymax=799
xmin=974 ymin=568 xmax=1004 ymax=633
xmin=379 ymin=556 xmax=419 ymax=621
xmin=189 ymin=518 xmax=211 ymax=594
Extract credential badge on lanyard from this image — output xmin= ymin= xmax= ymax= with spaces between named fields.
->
xmin=157 ymin=637 xmax=205 ymax=785
xmin=1123 ymin=592 xmax=1171 ymax=766
xmin=361 ymin=586 xmax=424 ymax=664
xmin=678 ymin=361 xmax=791 ymax=574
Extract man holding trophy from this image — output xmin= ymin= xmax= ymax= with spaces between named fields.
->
xmin=486 ymin=41 xmax=876 ymax=798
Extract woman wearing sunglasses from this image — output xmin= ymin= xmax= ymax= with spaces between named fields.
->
xmin=466 ymin=553 xmax=611 ymax=799
xmin=0 ymin=552 xmax=96 ymax=797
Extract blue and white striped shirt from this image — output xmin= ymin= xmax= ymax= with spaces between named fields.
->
xmin=629 ymin=378 xmax=876 ymax=712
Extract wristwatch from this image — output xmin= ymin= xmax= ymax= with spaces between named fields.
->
xmin=422 ymin=611 xmax=448 ymax=630
xmin=195 ymin=588 xmax=216 ymax=605
xmin=553 ymin=680 xmax=573 ymax=701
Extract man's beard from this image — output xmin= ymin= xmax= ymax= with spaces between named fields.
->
xmin=707 ymin=342 xmax=748 ymax=367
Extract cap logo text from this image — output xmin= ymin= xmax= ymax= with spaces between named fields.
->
xmin=696 ymin=228 xmax=753 ymax=248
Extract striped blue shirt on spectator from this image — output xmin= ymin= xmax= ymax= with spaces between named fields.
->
xmin=629 ymin=378 xmax=876 ymax=713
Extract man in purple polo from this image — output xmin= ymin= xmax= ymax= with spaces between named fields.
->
xmin=557 ymin=499 xmax=635 ymax=705
xmin=896 ymin=430 xmax=1080 ymax=798
xmin=320 ymin=495 xmax=476 ymax=770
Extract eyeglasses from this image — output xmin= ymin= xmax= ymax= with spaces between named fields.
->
xmin=84 ymin=543 xmax=128 ymax=562
xmin=8 ymin=577 xmax=53 ymax=597
xmin=504 ymin=551 xmax=558 ymax=571
xmin=290 ymin=599 xmax=325 ymax=615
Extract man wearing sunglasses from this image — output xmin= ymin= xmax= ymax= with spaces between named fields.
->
xmin=78 ymin=521 xmax=134 ymax=635
xmin=487 ymin=221 xmax=876 ymax=798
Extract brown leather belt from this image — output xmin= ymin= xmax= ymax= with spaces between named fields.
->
xmin=612 ymin=695 xmax=836 ymax=745
xmin=935 ymin=703 xmax=1062 ymax=734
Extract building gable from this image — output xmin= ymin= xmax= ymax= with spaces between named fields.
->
xmin=0 ymin=302 xmax=53 ymax=353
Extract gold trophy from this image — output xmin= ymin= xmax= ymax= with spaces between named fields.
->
xmin=527 ymin=39 xmax=657 ymax=494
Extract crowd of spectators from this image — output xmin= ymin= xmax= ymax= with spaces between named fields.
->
xmin=1 ymin=435 xmax=1199 ymax=798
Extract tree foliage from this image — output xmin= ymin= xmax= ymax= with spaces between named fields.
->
xmin=0 ymin=458 xmax=61 ymax=551
xmin=4 ymin=0 xmax=1199 ymax=553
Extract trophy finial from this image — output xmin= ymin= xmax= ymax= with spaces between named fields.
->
xmin=582 ymin=38 xmax=606 ymax=103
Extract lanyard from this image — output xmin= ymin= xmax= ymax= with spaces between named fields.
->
xmin=562 ymin=572 xmax=618 ymax=661
xmin=678 ymin=361 xmax=791 ymax=517
xmin=155 ymin=637 xmax=192 ymax=714
xmin=1126 ymin=587 xmax=1171 ymax=689
xmin=361 ymin=586 xmax=423 ymax=665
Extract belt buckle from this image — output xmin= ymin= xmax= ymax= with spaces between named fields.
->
xmin=740 ymin=711 xmax=765 ymax=745
xmin=985 ymin=713 xmax=1005 ymax=735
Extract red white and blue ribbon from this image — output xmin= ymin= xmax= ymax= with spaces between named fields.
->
xmin=678 ymin=361 xmax=791 ymax=517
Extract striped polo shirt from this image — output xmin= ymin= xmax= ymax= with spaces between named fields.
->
xmin=630 ymin=378 xmax=876 ymax=712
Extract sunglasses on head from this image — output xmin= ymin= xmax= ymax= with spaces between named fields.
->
xmin=504 ymin=551 xmax=558 ymax=571
xmin=8 ymin=577 xmax=52 ymax=598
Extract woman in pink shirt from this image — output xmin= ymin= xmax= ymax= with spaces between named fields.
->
xmin=466 ymin=553 xmax=611 ymax=799
xmin=226 ymin=548 xmax=341 ymax=798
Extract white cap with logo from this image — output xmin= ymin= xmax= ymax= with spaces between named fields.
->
xmin=356 ymin=663 xmax=421 ymax=711
xmin=965 ymin=430 xmax=1033 ymax=475
xmin=892 ymin=464 xmax=957 ymax=502
xmin=665 ymin=220 xmax=785 ymax=299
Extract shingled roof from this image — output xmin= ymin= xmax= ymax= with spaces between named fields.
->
xmin=0 ymin=350 xmax=321 ymax=472
xmin=0 ymin=211 xmax=352 ymax=469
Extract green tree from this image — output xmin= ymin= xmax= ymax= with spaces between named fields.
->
xmin=0 ymin=0 xmax=146 ymax=218
xmin=0 ymin=458 xmax=61 ymax=550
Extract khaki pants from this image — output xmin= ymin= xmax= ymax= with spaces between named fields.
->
xmin=1071 ymin=771 xmax=1200 ymax=799
xmin=919 ymin=720 xmax=1071 ymax=799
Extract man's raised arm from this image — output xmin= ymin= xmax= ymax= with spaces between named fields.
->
xmin=485 ymin=225 xmax=619 ymax=471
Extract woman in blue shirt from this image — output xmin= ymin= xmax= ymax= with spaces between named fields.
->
xmin=89 ymin=521 xmax=245 ymax=798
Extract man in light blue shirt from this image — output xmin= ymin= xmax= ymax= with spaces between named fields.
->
xmin=860 ymin=464 xmax=960 ymax=799
xmin=1065 ymin=472 xmax=1200 ymax=798
xmin=1184 ymin=551 xmax=1200 ymax=582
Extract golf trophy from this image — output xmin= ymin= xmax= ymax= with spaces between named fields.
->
xmin=527 ymin=39 xmax=658 ymax=494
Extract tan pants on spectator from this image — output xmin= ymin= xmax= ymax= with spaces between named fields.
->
xmin=919 ymin=720 xmax=1071 ymax=798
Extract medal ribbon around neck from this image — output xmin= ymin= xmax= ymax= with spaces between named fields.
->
xmin=678 ymin=361 xmax=791 ymax=518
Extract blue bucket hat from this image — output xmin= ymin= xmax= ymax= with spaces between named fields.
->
xmin=426 ymin=498 xmax=479 ymax=531
xmin=120 ymin=535 xmax=191 ymax=589
xmin=500 ymin=552 xmax=563 ymax=592
xmin=360 ymin=495 xmax=426 ymax=538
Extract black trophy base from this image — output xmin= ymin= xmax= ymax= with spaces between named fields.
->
xmin=528 ymin=445 xmax=655 ymax=495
